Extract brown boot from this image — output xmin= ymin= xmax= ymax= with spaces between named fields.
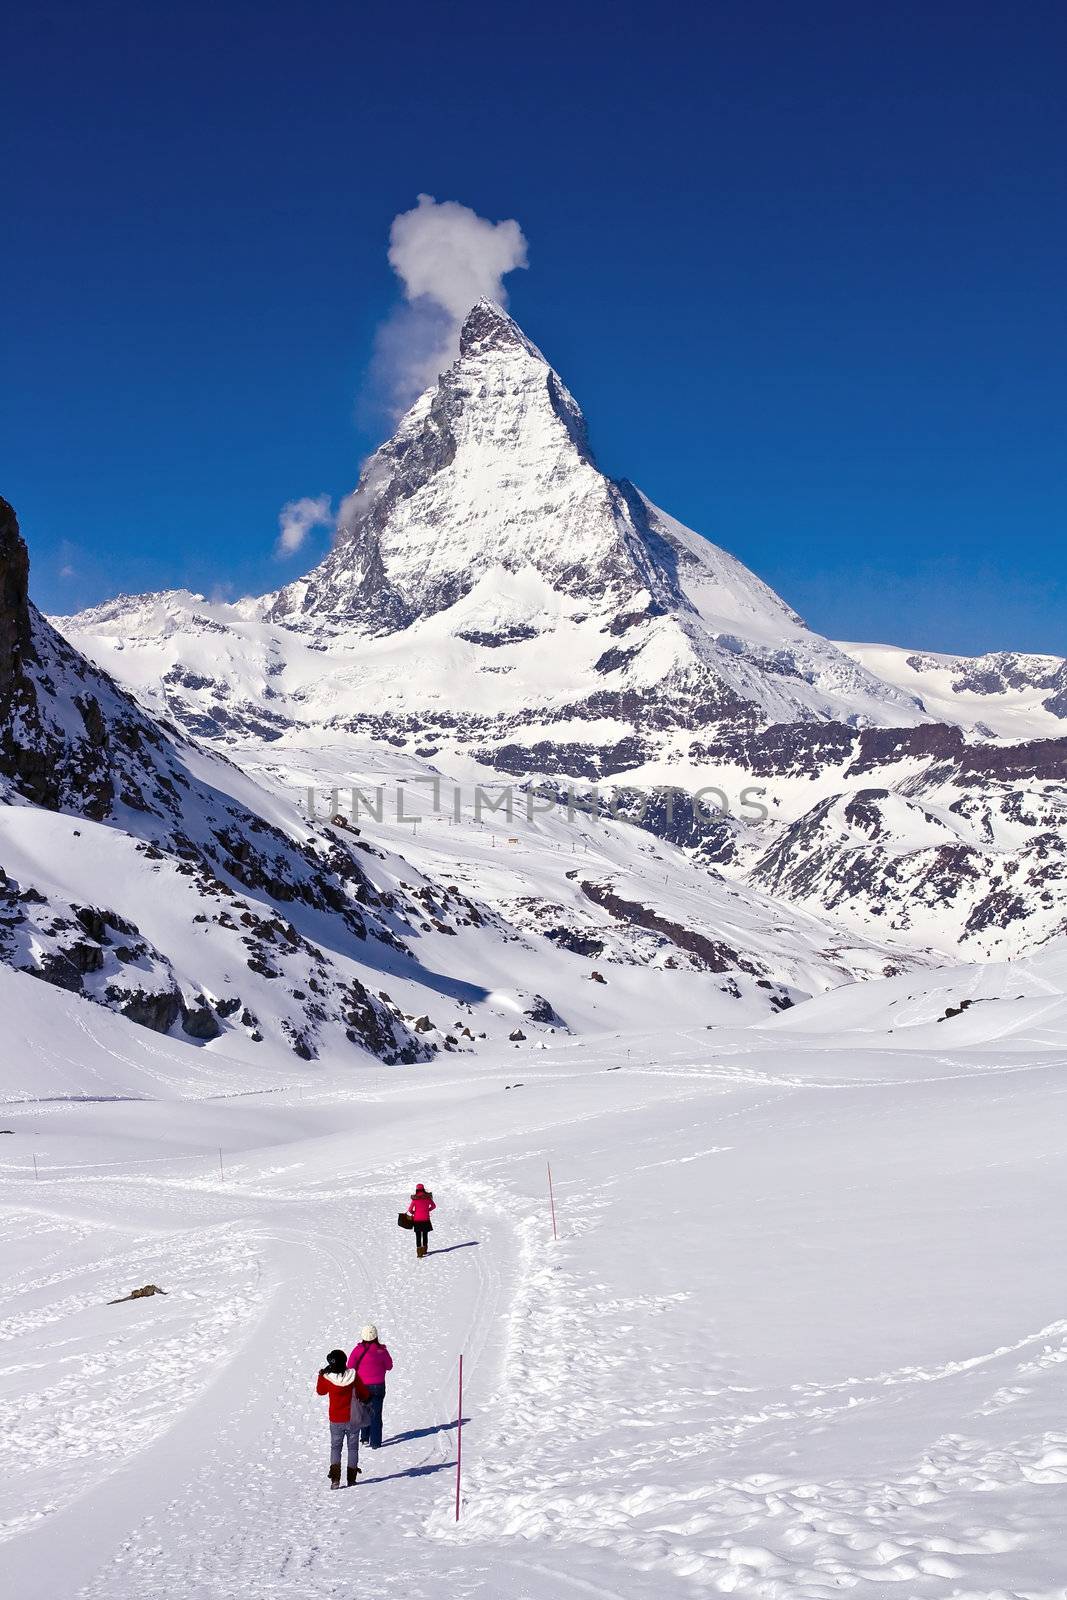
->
xmin=328 ymin=1462 xmax=341 ymax=1489
xmin=347 ymin=1465 xmax=359 ymax=1487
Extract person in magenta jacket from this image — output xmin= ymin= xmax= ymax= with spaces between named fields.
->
xmin=407 ymin=1182 xmax=436 ymax=1258
xmin=348 ymin=1324 xmax=393 ymax=1449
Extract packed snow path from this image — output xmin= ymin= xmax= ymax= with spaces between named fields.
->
xmin=2 ymin=1006 xmax=1067 ymax=1597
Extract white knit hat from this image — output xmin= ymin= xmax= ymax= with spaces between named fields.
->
xmin=361 ymin=1323 xmax=378 ymax=1342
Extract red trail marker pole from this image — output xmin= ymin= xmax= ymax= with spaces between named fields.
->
xmin=548 ymin=1161 xmax=558 ymax=1241
xmin=455 ymin=1354 xmax=464 ymax=1521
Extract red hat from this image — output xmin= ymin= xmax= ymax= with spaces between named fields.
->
xmin=415 ymin=1183 xmax=426 ymax=1192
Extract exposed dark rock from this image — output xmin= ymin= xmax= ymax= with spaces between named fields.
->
xmin=544 ymin=927 xmax=604 ymax=958
xmin=485 ymin=737 xmax=650 ymax=780
xmin=581 ymin=880 xmax=761 ymax=976
xmin=594 ymin=644 xmax=644 ymax=675
xmin=0 ymin=497 xmax=33 ymax=702
xmin=30 ymin=949 xmax=83 ymax=992
xmin=163 ymin=666 xmax=215 ymax=691
xmin=337 ymin=979 xmax=432 ymax=1065
xmin=181 ymin=996 xmax=221 ymax=1040
xmin=523 ymin=993 xmax=560 ymax=1024
xmin=105 ymin=985 xmax=183 ymax=1033
xmin=67 ymin=939 xmax=105 ymax=974
xmin=457 ymin=625 xmax=539 ymax=647
xmin=604 ymin=598 xmax=666 ymax=636
xmin=73 ymin=906 xmax=110 ymax=942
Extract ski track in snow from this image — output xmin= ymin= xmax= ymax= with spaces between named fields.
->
xmin=1 ymin=1030 xmax=1067 ymax=1599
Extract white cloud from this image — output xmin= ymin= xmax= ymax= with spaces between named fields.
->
xmin=276 ymin=494 xmax=333 ymax=557
xmin=388 ymin=194 xmax=528 ymax=323
xmin=59 ymin=563 xmax=76 ymax=579
xmin=371 ymin=195 xmax=529 ymax=414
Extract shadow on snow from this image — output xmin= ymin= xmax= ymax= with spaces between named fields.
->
xmin=384 ymin=1418 xmax=468 ymax=1447
xmin=365 ymin=1460 xmax=454 ymax=1483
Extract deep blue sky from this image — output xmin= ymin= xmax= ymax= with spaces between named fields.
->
xmin=3 ymin=1 xmax=1065 ymax=652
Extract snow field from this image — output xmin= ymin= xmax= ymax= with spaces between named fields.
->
xmin=1 ymin=961 xmax=1067 ymax=1597
xmin=0 ymin=1208 xmax=264 ymax=1548
xmin=423 ymin=1061 xmax=1067 ymax=1595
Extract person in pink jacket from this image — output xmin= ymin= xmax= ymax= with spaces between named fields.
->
xmin=407 ymin=1182 xmax=437 ymax=1258
xmin=348 ymin=1324 xmax=393 ymax=1449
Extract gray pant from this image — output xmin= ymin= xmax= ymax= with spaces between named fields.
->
xmin=329 ymin=1419 xmax=361 ymax=1468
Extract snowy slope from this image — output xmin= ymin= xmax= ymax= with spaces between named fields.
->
xmin=0 ymin=962 xmax=314 ymax=1102
xmin=4 ymin=497 xmax=886 ymax=1073
xmin=2 ymin=943 xmax=1066 ymax=1597
xmin=837 ymin=640 xmax=1067 ymax=742
xmin=0 ymin=499 xmax=443 ymax=1063
xmin=237 ymin=731 xmax=928 ymax=991
xmin=741 ymin=773 xmax=1067 ymax=960
xmin=770 ymin=933 xmax=1067 ymax=1046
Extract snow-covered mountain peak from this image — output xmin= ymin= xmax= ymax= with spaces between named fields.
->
xmin=252 ymin=305 xmax=928 ymax=744
xmin=61 ymin=305 xmax=938 ymax=756
xmin=267 ymin=298 xmax=666 ymax=631
xmin=458 ymin=296 xmax=548 ymax=362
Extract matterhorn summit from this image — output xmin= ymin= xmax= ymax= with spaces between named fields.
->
xmin=260 ymin=297 xmax=921 ymax=755
xmin=269 ymin=297 xmax=692 ymax=630
xmin=63 ymin=300 xmax=930 ymax=765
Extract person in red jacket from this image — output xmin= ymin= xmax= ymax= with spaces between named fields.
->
xmin=407 ymin=1182 xmax=437 ymax=1258
xmin=348 ymin=1324 xmax=393 ymax=1449
xmin=316 ymin=1348 xmax=369 ymax=1487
